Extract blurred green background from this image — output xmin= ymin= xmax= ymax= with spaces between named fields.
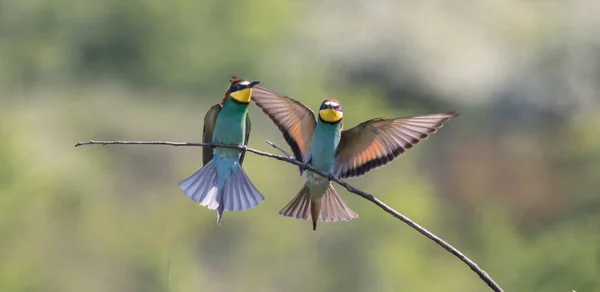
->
xmin=1 ymin=0 xmax=600 ymax=291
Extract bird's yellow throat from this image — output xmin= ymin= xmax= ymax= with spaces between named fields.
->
xmin=230 ymin=88 xmax=253 ymax=103
xmin=319 ymin=109 xmax=343 ymax=123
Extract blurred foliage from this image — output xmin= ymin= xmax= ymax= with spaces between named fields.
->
xmin=1 ymin=0 xmax=600 ymax=291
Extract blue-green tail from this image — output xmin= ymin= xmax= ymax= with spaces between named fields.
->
xmin=178 ymin=159 xmax=264 ymax=224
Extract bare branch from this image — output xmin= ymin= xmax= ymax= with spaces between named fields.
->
xmin=75 ymin=140 xmax=212 ymax=148
xmin=75 ymin=139 xmax=504 ymax=292
xmin=265 ymin=140 xmax=293 ymax=159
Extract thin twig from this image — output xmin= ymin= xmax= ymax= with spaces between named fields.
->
xmin=265 ymin=140 xmax=307 ymax=175
xmin=265 ymin=140 xmax=293 ymax=159
xmin=75 ymin=139 xmax=504 ymax=292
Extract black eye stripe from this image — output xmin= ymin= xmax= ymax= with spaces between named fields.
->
xmin=230 ymin=83 xmax=245 ymax=92
xmin=320 ymin=102 xmax=342 ymax=110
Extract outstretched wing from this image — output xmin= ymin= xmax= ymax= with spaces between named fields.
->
xmin=251 ymin=85 xmax=317 ymax=163
xmin=334 ymin=112 xmax=459 ymax=178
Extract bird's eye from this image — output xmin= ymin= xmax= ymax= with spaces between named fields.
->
xmin=235 ymin=84 xmax=243 ymax=91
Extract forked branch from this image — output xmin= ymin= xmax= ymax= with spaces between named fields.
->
xmin=74 ymin=139 xmax=503 ymax=292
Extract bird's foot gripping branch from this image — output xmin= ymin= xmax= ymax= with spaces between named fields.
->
xmin=74 ymin=139 xmax=504 ymax=292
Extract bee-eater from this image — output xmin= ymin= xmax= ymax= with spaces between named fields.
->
xmin=179 ymin=77 xmax=264 ymax=225
xmin=251 ymin=86 xmax=459 ymax=230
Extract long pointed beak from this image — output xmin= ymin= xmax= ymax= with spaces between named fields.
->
xmin=249 ymin=80 xmax=261 ymax=88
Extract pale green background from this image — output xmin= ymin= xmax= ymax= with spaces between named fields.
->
xmin=1 ymin=1 xmax=599 ymax=291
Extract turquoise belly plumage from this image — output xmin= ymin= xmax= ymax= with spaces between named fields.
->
xmin=305 ymin=121 xmax=340 ymax=200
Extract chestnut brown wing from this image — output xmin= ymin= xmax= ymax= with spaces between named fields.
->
xmin=251 ymin=85 xmax=317 ymax=163
xmin=334 ymin=112 xmax=459 ymax=178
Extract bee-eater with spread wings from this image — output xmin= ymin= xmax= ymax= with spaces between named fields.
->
xmin=251 ymin=86 xmax=459 ymax=230
xmin=179 ymin=77 xmax=264 ymax=225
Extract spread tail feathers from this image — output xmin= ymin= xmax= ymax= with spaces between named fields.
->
xmin=219 ymin=163 xmax=264 ymax=220
xmin=178 ymin=160 xmax=264 ymax=225
xmin=279 ymin=184 xmax=358 ymax=230
xmin=178 ymin=160 xmax=220 ymax=209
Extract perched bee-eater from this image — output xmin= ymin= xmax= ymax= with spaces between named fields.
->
xmin=179 ymin=77 xmax=264 ymax=225
xmin=251 ymin=86 xmax=459 ymax=230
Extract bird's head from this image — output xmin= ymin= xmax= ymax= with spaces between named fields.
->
xmin=318 ymin=98 xmax=343 ymax=123
xmin=227 ymin=77 xmax=261 ymax=104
